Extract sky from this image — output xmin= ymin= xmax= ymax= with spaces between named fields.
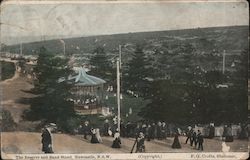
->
xmin=0 ymin=0 xmax=249 ymax=45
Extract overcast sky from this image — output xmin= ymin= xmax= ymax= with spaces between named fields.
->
xmin=0 ymin=1 xmax=248 ymax=45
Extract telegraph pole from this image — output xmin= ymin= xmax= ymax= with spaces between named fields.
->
xmin=119 ymin=45 xmax=122 ymax=68
xmin=116 ymin=58 xmax=121 ymax=132
xmin=116 ymin=45 xmax=123 ymax=132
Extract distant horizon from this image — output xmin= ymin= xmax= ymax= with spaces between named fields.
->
xmin=3 ymin=25 xmax=248 ymax=46
xmin=1 ymin=1 xmax=248 ymax=46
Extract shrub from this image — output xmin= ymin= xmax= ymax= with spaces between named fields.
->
xmin=2 ymin=109 xmax=16 ymax=131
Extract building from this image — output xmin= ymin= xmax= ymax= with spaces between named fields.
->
xmin=68 ymin=67 xmax=110 ymax=115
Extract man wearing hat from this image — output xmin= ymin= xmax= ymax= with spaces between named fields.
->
xmin=41 ymin=123 xmax=56 ymax=153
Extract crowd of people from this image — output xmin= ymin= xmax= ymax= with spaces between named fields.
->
xmin=76 ymin=120 xmax=206 ymax=153
xmin=41 ymin=120 xmax=248 ymax=154
xmin=184 ymin=126 xmax=204 ymax=151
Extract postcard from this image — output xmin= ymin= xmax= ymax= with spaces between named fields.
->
xmin=0 ymin=0 xmax=249 ymax=159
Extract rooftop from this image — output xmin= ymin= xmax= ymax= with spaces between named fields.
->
xmin=68 ymin=67 xmax=106 ymax=86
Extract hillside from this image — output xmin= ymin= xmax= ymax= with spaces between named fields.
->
xmin=3 ymin=26 xmax=248 ymax=55
xmin=2 ymin=26 xmax=248 ymax=80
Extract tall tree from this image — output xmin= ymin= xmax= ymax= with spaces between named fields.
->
xmin=123 ymin=45 xmax=152 ymax=97
xmin=89 ymin=46 xmax=114 ymax=82
xmin=24 ymin=47 xmax=75 ymax=129
xmin=138 ymin=43 xmax=248 ymax=124
xmin=138 ymin=80 xmax=187 ymax=123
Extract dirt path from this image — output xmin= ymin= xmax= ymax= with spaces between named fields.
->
xmin=0 ymin=72 xmax=34 ymax=123
xmin=1 ymin=132 xmax=248 ymax=156
xmin=1 ymin=132 xmax=123 ymax=155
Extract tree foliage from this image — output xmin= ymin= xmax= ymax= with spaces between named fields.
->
xmin=138 ymin=46 xmax=247 ymax=124
xmin=24 ymin=47 xmax=76 ymax=130
xmin=1 ymin=61 xmax=15 ymax=80
xmin=89 ymin=46 xmax=115 ymax=82
xmin=2 ymin=109 xmax=16 ymax=131
xmin=123 ymin=45 xmax=152 ymax=97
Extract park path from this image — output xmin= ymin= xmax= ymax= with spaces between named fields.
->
xmin=0 ymin=71 xmax=34 ymax=123
xmin=1 ymin=132 xmax=248 ymax=156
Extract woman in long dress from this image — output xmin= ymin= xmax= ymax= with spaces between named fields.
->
xmin=90 ymin=128 xmax=99 ymax=143
xmin=96 ymin=128 xmax=103 ymax=143
xmin=172 ymin=132 xmax=181 ymax=149
xmin=225 ymin=126 xmax=233 ymax=142
xmin=112 ymin=131 xmax=121 ymax=148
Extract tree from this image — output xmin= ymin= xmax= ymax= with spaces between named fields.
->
xmin=138 ymin=80 xmax=187 ymax=123
xmin=89 ymin=46 xmax=114 ymax=82
xmin=2 ymin=109 xmax=16 ymax=131
xmin=24 ymin=47 xmax=76 ymax=130
xmin=123 ymin=45 xmax=152 ymax=97
xmin=138 ymin=44 xmax=247 ymax=125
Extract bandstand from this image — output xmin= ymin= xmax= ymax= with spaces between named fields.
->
xmin=68 ymin=67 xmax=106 ymax=114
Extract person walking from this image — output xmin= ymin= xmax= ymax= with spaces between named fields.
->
xmin=197 ymin=130 xmax=204 ymax=151
xmin=134 ymin=123 xmax=141 ymax=138
xmin=146 ymin=124 xmax=152 ymax=141
xmin=156 ymin=121 xmax=162 ymax=140
xmin=151 ymin=122 xmax=156 ymax=140
xmin=161 ymin=122 xmax=167 ymax=139
xmin=191 ymin=131 xmax=197 ymax=148
xmin=171 ymin=132 xmax=181 ymax=149
xmin=81 ymin=121 xmax=91 ymax=139
xmin=96 ymin=128 xmax=103 ymax=143
xmin=136 ymin=132 xmax=145 ymax=153
xmin=185 ymin=126 xmax=193 ymax=144
xmin=225 ymin=125 xmax=233 ymax=142
xmin=208 ymin=124 xmax=215 ymax=139
xmin=103 ymin=119 xmax=110 ymax=136
xmin=112 ymin=130 xmax=121 ymax=148
xmin=125 ymin=121 xmax=132 ymax=137
xmin=41 ymin=123 xmax=56 ymax=154
xmin=90 ymin=128 xmax=99 ymax=143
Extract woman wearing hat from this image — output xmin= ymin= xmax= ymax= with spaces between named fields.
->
xmin=111 ymin=129 xmax=121 ymax=148
xmin=41 ymin=123 xmax=56 ymax=153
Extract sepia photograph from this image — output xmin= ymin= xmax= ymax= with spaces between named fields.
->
xmin=0 ymin=0 xmax=249 ymax=159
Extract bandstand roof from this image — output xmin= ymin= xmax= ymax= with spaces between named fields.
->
xmin=68 ymin=67 xmax=106 ymax=86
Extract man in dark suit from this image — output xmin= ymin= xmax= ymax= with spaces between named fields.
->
xmin=103 ymin=119 xmax=110 ymax=136
xmin=156 ymin=121 xmax=162 ymax=140
xmin=41 ymin=123 xmax=56 ymax=153
xmin=81 ymin=121 xmax=91 ymax=139
xmin=185 ymin=126 xmax=193 ymax=144
xmin=197 ymin=130 xmax=204 ymax=151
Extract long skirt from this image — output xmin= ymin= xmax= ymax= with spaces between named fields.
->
xmin=112 ymin=138 xmax=121 ymax=148
xmin=91 ymin=134 xmax=99 ymax=143
xmin=172 ymin=136 xmax=181 ymax=149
